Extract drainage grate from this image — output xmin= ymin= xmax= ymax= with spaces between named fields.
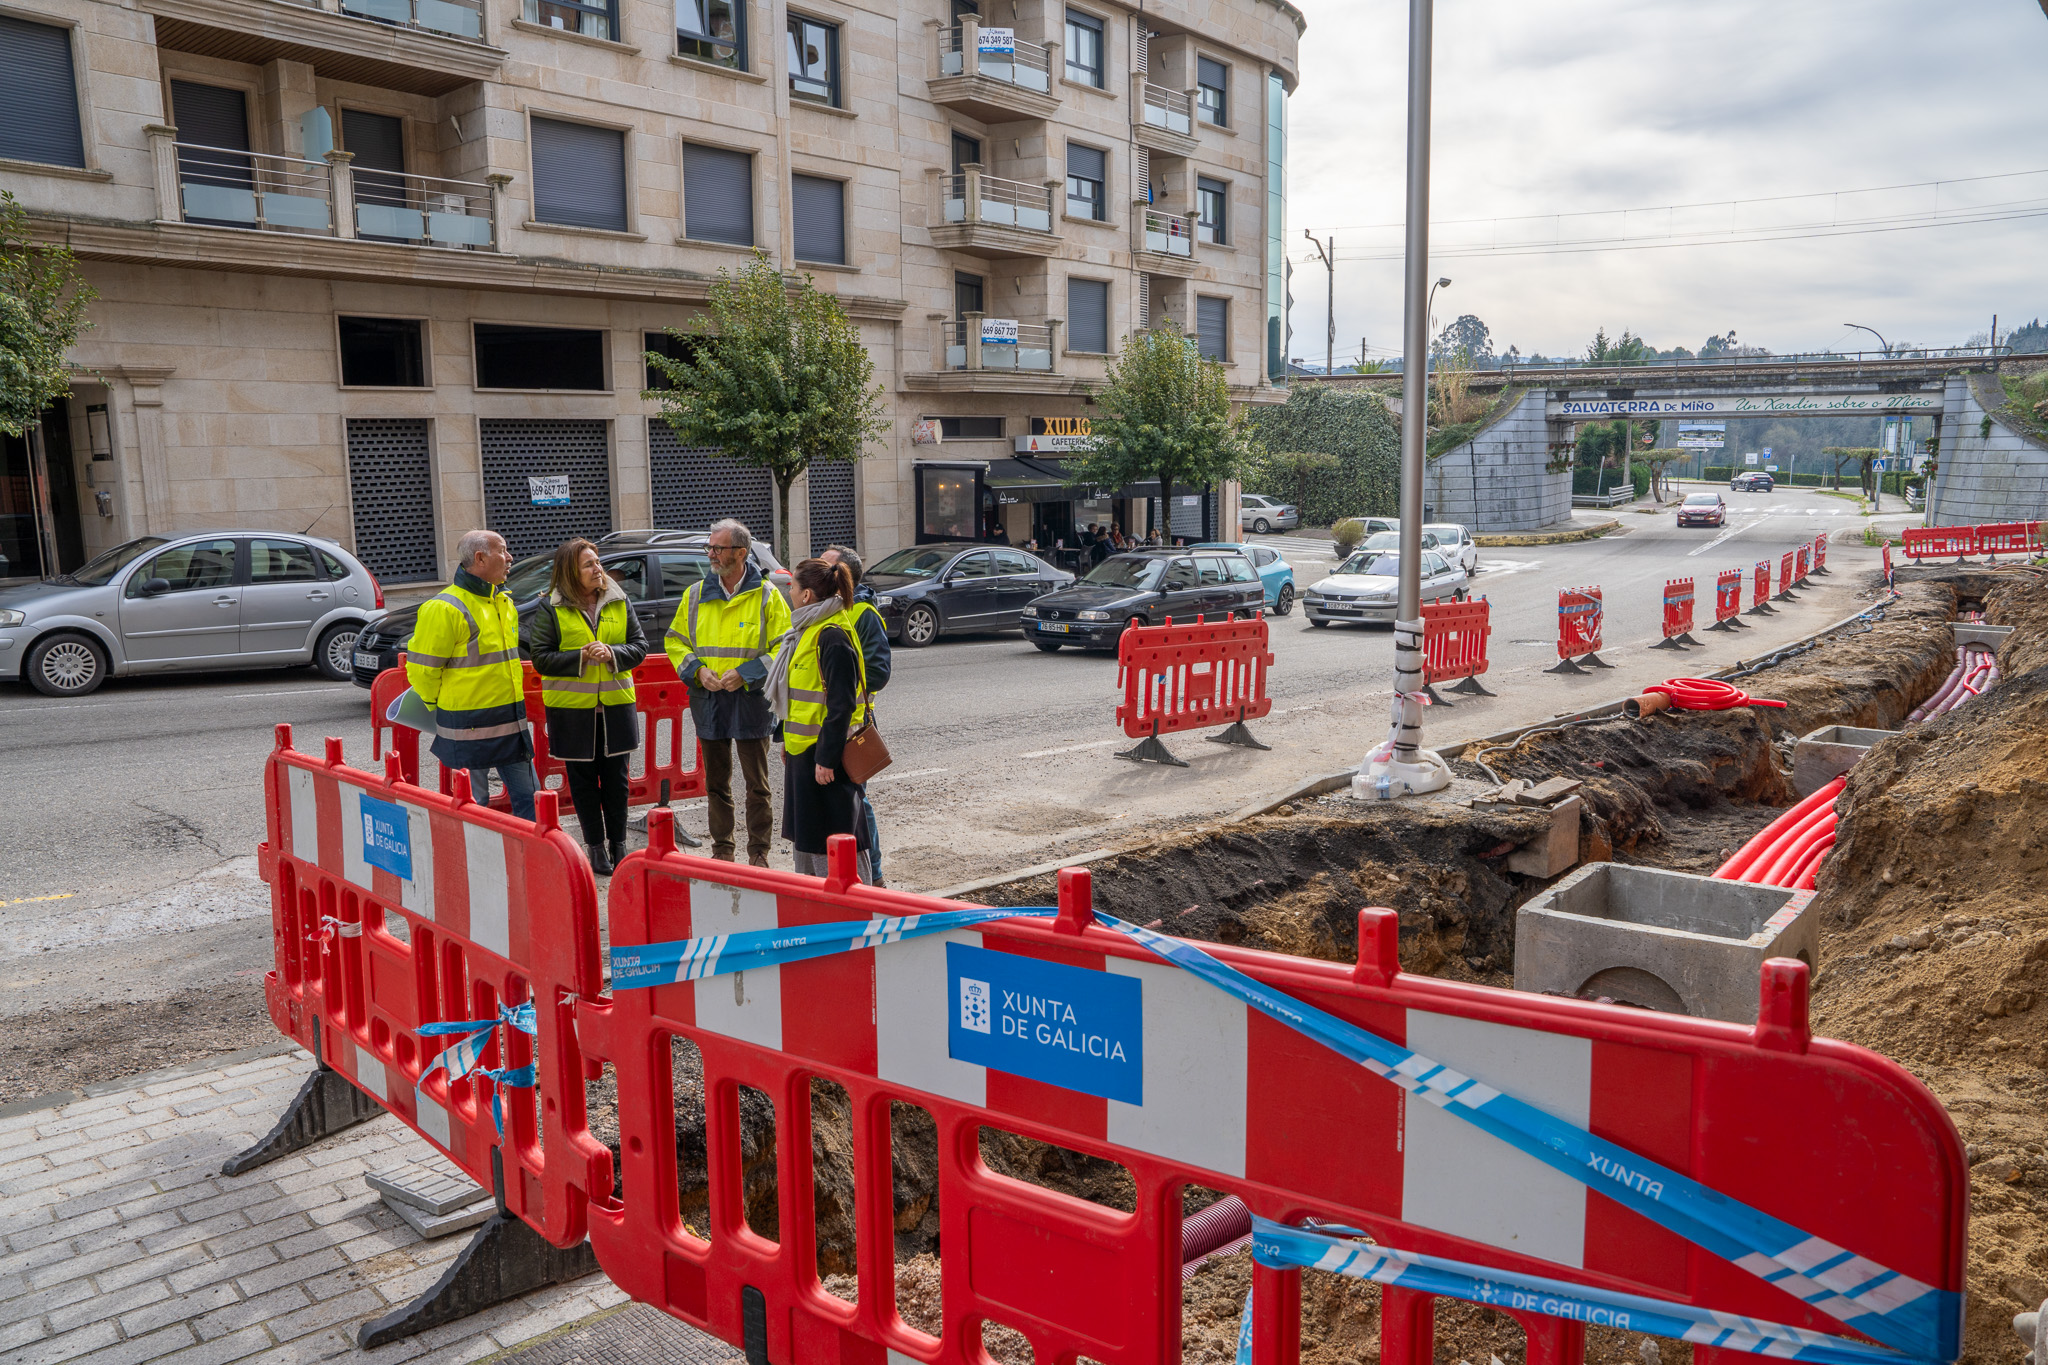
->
xmin=345 ymin=418 xmax=437 ymax=581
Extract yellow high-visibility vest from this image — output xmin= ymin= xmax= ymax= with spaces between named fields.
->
xmin=783 ymin=616 xmax=869 ymax=756
xmin=539 ymin=597 xmax=636 ymax=710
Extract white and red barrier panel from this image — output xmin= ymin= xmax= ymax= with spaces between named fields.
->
xmin=1900 ymin=522 xmax=2045 ymax=562
xmin=1795 ymin=546 xmax=1812 ymax=586
xmin=1714 ymin=571 xmax=1742 ymax=623
xmin=1419 ymin=599 xmax=1493 ymax=700
xmin=1883 ymin=541 xmax=1894 ymax=586
xmin=1812 ymin=532 xmax=1828 ymax=573
xmin=1115 ymin=613 xmax=1273 ymax=739
xmin=1776 ymin=552 xmax=1799 ymax=601
xmin=1550 ymin=587 xmax=1609 ymax=673
xmin=1655 ymin=578 xmax=1697 ymax=649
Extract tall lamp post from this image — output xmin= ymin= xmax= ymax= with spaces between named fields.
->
xmin=1357 ymin=0 xmax=1451 ymax=800
xmin=1424 ymin=275 xmax=1451 ymax=429
xmin=1843 ymin=322 xmax=1890 ymax=358
xmin=1304 ymin=231 xmax=1337 ymax=376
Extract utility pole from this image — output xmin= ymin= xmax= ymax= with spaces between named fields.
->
xmin=1303 ymin=230 xmax=1335 ymax=376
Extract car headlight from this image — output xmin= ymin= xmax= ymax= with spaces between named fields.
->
xmin=1019 ymin=606 xmax=1038 ymax=617
xmin=1077 ymin=610 xmax=1111 ymax=621
xmin=0 ymin=609 xmax=23 ymax=628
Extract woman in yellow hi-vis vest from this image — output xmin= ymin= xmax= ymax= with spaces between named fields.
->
xmin=764 ymin=558 xmax=872 ymax=883
xmin=529 ymin=539 xmax=648 ymax=873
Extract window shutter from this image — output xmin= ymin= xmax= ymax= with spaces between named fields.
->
xmin=1135 ymin=147 xmax=1150 ymax=203
xmin=530 ymin=116 xmax=627 ymax=232
xmin=1066 ymin=142 xmax=1105 ymax=182
xmin=341 ymin=109 xmax=405 ymax=173
xmin=1138 ymin=274 xmax=1150 ymax=329
xmin=0 ymin=16 xmax=85 ymax=168
xmin=683 ymin=143 xmax=754 ymax=245
xmin=1198 ymin=56 xmax=1227 ymax=90
xmin=1197 ymin=296 xmax=1228 ymax=360
xmin=171 ymin=80 xmax=250 ymax=151
xmin=1067 ymin=278 xmax=1109 ymax=353
xmin=791 ymin=173 xmax=846 ymax=265
xmin=1134 ymin=21 xmax=1147 ymax=73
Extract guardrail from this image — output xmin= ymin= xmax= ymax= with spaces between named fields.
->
xmin=937 ymin=22 xmax=1053 ymax=92
xmin=943 ymin=314 xmax=1057 ymax=372
xmin=942 ymin=168 xmax=1055 ymax=234
xmin=336 ymin=0 xmax=484 ymax=40
xmin=353 ymin=167 xmax=495 ymax=249
xmin=1570 ymin=487 xmax=1636 ymax=508
xmin=173 ymin=144 xmax=335 ymax=235
xmin=1140 ymin=81 xmax=1192 ymax=135
xmin=1141 ymin=207 xmax=1193 ymax=258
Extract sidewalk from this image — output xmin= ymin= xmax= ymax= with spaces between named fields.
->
xmin=0 ymin=1047 xmax=732 ymax=1365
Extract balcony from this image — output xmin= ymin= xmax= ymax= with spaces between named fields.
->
xmin=1132 ymin=81 xmax=1198 ymax=158
xmin=1136 ymin=208 xmax=1197 ymax=274
xmin=931 ymin=168 xmax=1060 ymax=259
xmin=152 ymin=131 xmax=503 ymax=252
xmin=145 ymin=0 xmax=502 ymax=97
xmin=945 ymin=315 xmax=1058 ymax=372
xmin=930 ymin=20 xmax=1060 ymax=122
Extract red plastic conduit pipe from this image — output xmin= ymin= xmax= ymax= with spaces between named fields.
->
xmin=1754 ymin=809 xmax=1836 ymax=886
xmin=1713 ymin=775 xmax=1846 ymax=881
xmin=1648 ymin=678 xmax=1789 ymax=711
xmin=1790 ymin=829 xmax=1837 ymax=891
xmin=1907 ymin=648 xmax=1967 ymax=723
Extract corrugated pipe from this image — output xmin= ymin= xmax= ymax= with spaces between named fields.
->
xmin=1181 ymin=1194 xmax=1253 ymax=1280
xmin=1713 ymin=775 xmax=1847 ymax=882
xmin=1907 ymin=647 xmax=1969 ymax=724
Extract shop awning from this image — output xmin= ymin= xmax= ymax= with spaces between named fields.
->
xmin=984 ymin=456 xmax=1162 ymax=503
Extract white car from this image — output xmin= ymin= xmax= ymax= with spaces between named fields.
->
xmin=1238 ymin=494 xmax=1300 ymax=534
xmin=1302 ymin=547 xmax=1469 ymax=628
xmin=1362 ymin=530 xmax=1440 ymax=553
xmin=1423 ymin=522 xmax=1479 ymax=575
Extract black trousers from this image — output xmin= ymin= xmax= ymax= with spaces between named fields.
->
xmin=563 ymin=752 xmax=631 ymax=849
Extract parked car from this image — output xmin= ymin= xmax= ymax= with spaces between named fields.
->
xmin=351 ymin=541 xmax=712 ymax=688
xmin=1238 ymin=494 xmax=1300 ymax=535
xmin=1339 ymin=516 xmax=1402 ymax=549
xmin=1422 ymin=522 xmax=1480 ymax=575
xmin=598 ymin=528 xmax=791 ymax=595
xmin=1302 ymin=547 xmax=1468 ymax=628
xmin=1730 ymin=472 xmax=1775 ymax=492
xmin=1676 ymin=492 xmax=1729 ymax=527
xmin=866 ymin=543 xmax=1072 ymax=647
xmin=1021 ymin=549 xmax=1265 ymax=651
xmin=0 ymin=531 xmax=381 ymax=697
xmin=1191 ymin=541 xmax=1295 ymax=615
xmin=1362 ymin=530 xmax=1441 ymax=553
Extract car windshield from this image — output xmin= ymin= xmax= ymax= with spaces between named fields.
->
xmin=502 ymin=555 xmax=556 ymax=601
xmin=870 ymin=547 xmax=956 ymax=579
xmin=1337 ymin=552 xmax=1400 ymax=577
xmin=1685 ymin=494 xmax=1721 ymax=506
xmin=1084 ymin=556 xmax=1164 ymax=589
xmin=1424 ymin=525 xmax=1462 ymax=543
xmin=65 ymin=536 xmax=170 ymax=586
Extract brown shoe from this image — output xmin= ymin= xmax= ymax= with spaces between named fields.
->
xmin=711 ymin=845 xmax=736 ymax=863
xmin=748 ymin=853 xmax=771 ymax=868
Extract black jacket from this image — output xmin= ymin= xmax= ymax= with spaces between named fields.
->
xmin=851 ymin=585 xmax=893 ymax=692
xmin=782 ymin=624 xmax=865 ymax=854
xmin=528 ymin=579 xmax=649 ymax=761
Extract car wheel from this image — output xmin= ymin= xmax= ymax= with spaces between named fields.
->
xmin=314 ymin=622 xmax=360 ymax=681
xmin=1309 ymin=617 xmax=1330 ymax=628
xmin=1032 ymin=639 xmax=1063 ymax=653
xmin=1252 ymin=518 xmax=1271 ymax=534
xmin=902 ymin=603 xmax=940 ymax=647
xmin=1274 ymin=582 xmax=1295 ymax=616
xmin=26 ymin=632 xmax=107 ymax=697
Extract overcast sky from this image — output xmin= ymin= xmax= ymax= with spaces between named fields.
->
xmin=1283 ymin=1 xmax=2048 ymax=367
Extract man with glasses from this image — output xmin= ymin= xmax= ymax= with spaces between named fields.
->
xmin=665 ymin=518 xmax=790 ymax=865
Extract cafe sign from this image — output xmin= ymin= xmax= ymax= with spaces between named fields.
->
xmin=1017 ymin=415 xmax=1094 ymax=454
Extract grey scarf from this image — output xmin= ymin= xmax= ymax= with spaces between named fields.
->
xmin=764 ymin=598 xmax=849 ymax=722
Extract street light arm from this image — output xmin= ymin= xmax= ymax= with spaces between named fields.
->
xmin=1843 ymin=322 xmax=1890 ymax=356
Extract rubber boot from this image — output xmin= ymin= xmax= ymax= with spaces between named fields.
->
xmin=587 ymin=843 xmax=614 ymax=876
xmin=609 ymin=840 xmax=627 ymax=869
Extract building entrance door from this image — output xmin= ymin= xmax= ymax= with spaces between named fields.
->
xmin=0 ymin=399 xmax=86 ymax=583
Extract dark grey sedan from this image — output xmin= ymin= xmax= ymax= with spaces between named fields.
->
xmin=867 ymin=543 xmax=1073 ymax=646
xmin=0 ymin=532 xmax=382 ymax=696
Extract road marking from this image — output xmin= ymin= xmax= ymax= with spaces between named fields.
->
xmin=869 ymin=766 xmax=947 ymax=783
xmin=1 ymin=892 xmax=75 ymax=907
xmin=1018 ymin=738 xmax=1121 ymax=758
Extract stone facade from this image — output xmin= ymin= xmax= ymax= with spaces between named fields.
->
xmin=1928 ymin=372 xmax=2048 ymax=527
xmin=4 ymin=0 xmax=1301 ymax=580
xmin=1424 ymin=389 xmax=1571 ymax=533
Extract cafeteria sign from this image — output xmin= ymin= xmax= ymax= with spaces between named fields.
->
xmin=1017 ymin=415 xmax=1093 ymax=454
xmin=528 ymin=475 xmax=570 ymax=506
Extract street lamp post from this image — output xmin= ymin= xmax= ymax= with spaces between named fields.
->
xmin=1843 ymin=323 xmax=1890 ymax=358
xmin=1356 ymin=0 xmax=1451 ymax=800
xmin=1424 ymin=274 xmax=1451 ymax=426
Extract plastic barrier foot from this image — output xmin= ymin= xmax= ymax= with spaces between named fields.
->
xmin=1208 ymin=720 xmax=1272 ymax=751
xmin=1544 ymin=656 xmax=1587 ymax=675
xmin=1705 ymin=618 xmax=1739 ymax=632
xmin=1581 ymin=651 xmax=1615 ymax=669
xmin=1651 ymin=636 xmax=1689 ymax=651
xmin=1447 ymin=675 xmax=1496 ymax=698
xmin=220 ymin=1046 xmax=382 ymax=1176
xmin=1677 ymin=633 xmax=1702 ymax=647
xmin=1117 ymin=732 xmax=1189 ymax=767
xmin=357 ymin=1159 xmax=600 ymax=1349
xmin=1775 ymin=589 xmax=1800 ymax=602
xmin=1747 ymin=601 xmax=1778 ymax=616
xmin=1420 ymin=683 xmax=1454 ymax=708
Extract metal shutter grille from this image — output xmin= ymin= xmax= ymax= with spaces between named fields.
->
xmin=479 ymin=419 xmax=613 ymax=559
xmin=683 ymin=143 xmax=753 ymax=245
xmin=0 ymin=16 xmax=85 ymax=168
xmin=1134 ymin=21 xmax=1146 ymax=73
xmin=1197 ymin=295 xmax=1228 ymax=360
xmin=1066 ymin=143 xmax=1105 ymax=181
xmin=531 ymin=117 xmax=627 ymax=232
xmin=1199 ymin=56 xmax=1227 ymax=90
xmin=171 ymin=80 xmax=250 ymax=151
xmin=1068 ymin=278 xmax=1109 ymax=353
xmin=791 ymin=174 xmax=845 ymax=265
xmin=341 ymin=109 xmax=404 ymax=172
xmin=806 ymin=461 xmax=857 ymax=556
xmin=1138 ymin=274 xmax=1150 ymax=329
xmin=648 ymin=420 xmax=775 ymax=544
xmin=345 ymin=418 xmax=437 ymax=582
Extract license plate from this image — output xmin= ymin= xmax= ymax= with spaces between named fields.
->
xmin=355 ymin=651 xmax=380 ymax=668
xmin=1041 ymin=622 xmax=1073 ymax=633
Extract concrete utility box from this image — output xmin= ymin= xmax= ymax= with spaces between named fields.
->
xmin=1955 ymin=623 xmax=2013 ymax=652
xmin=1515 ymin=863 xmax=1817 ymax=1024
xmin=1792 ymin=725 xmax=1897 ymax=797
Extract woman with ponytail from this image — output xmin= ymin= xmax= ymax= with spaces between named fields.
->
xmin=763 ymin=557 xmax=873 ymax=882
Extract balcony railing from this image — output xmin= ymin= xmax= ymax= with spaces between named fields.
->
xmin=943 ymin=169 xmax=1055 ymax=234
xmin=939 ymin=22 xmax=1052 ymax=92
xmin=1141 ymin=83 xmax=1192 ymax=136
xmin=353 ymin=168 xmax=495 ymax=248
xmin=1142 ymin=208 xmax=1194 ymax=258
xmin=173 ymin=144 xmax=336 ymax=235
xmin=269 ymin=0 xmax=486 ymax=41
xmin=945 ymin=315 xmax=1058 ymax=372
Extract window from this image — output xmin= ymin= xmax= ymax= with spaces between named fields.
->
xmin=786 ymin=15 xmax=839 ymax=105
xmin=1197 ymin=177 xmax=1228 ymax=245
xmin=657 ymin=552 xmax=712 ymax=595
xmin=338 ymin=317 xmax=426 ymax=388
xmin=676 ymin=0 xmax=743 ymax=67
xmin=530 ymin=116 xmax=627 ymax=232
xmin=1224 ymin=555 xmax=1257 ymax=583
xmin=1065 ymin=143 xmax=1105 ymax=221
xmin=1196 ymin=295 xmax=1228 ymax=361
xmin=319 ymin=550 xmax=351 ymax=579
xmin=0 ymin=16 xmax=86 ymax=169
xmin=604 ymin=554 xmax=652 ymax=599
xmin=791 ymin=173 xmax=846 ymax=265
xmin=474 ymin=323 xmax=607 ymax=390
xmin=524 ymin=0 xmax=617 ymax=40
xmin=1196 ymin=557 xmax=1226 ymax=586
xmin=954 ymin=272 xmax=984 ymax=318
xmin=645 ymin=330 xmax=715 ymax=390
xmin=938 ymin=416 xmax=1002 ymax=440
xmin=1162 ymin=559 xmax=1195 ymax=590
xmin=1063 ymin=9 xmax=1103 ymax=87
xmin=1067 ymin=277 xmax=1109 ymax=353
xmin=249 ymin=539 xmax=320 ymax=583
xmin=128 ymin=540 xmax=236 ymax=596
xmin=993 ymin=551 xmax=1038 ymax=576
xmin=1197 ymin=56 xmax=1228 ymax=126
xmin=952 ymin=551 xmax=996 ymax=578
xmin=951 ymin=132 xmax=981 ymax=172
xmin=682 ymin=142 xmax=753 ymax=245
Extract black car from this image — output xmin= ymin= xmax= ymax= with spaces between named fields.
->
xmin=1730 ymin=471 xmax=1775 ymax=492
xmin=867 ymin=543 xmax=1073 ymax=646
xmin=349 ymin=537 xmax=713 ymax=687
xmin=1021 ymin=549 xmax=1266 ymax=651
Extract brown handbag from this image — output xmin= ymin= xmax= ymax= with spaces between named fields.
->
xmin=840 ymin=691 xmax=891 ymax=784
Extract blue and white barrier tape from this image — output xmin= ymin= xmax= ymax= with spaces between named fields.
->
xmin=417 ymin=1001 xmax=538 ymax=1137
xmin=605 ymin=907 xmax=1956 ymax=1361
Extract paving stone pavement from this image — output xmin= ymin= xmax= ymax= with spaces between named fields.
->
xmin=0 ymin=1046 xmax=732 ymax=1365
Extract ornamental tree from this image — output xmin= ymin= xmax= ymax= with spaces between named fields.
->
xmin=0 ymin=191 xmax=96 ymax=438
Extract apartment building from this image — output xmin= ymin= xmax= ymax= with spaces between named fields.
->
xmin=0 ymin=0 xmax=1302 ymax=584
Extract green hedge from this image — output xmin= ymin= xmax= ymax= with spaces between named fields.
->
xmin=1241 ymin=385 xmax=1401 ymax=525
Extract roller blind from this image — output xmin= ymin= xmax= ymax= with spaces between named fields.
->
xmin=530 ymin=116 xmax=627 ymax=232
xmin=1196 ymin=295 xmax=1228 ymax=360
xmin=1068 ymin=278 xmax=1109 ymax=354
xmin=0 ymin=16 xmax=85 ymax=168
xmin=791 ymin=173 xmax=845 ymax=265
xmin=683 ymin=142 xmax=754 ymax=245
xmin=1066 ymin=142 xmax=1104 ymax=182
xmin=171 ymin=80 xmax=250 ymax=151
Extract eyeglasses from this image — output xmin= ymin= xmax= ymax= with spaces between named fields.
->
xmin=708 ymin=542 xmax=743 ymax=552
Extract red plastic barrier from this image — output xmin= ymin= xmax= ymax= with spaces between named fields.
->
xmin=1776 ymin=551 xmax=1798 ymax=600
xmin=1658 ymin=577 xmax=1695 ymax=643
xmin=1794 ymin=546 xmax=1811 ymax=585
xmin=1882 ymin=541 xmax=1894 ymax=586
xmin=1901 ymin=526 xmax=1974 ymax=562
xmin=1556 ymin=586 xmax=1603 ymax=660
xmin=1115 ymin=613 xmax=1272 ymax=740
xmin=1978 ymin=522 xmax=2034 ymax=560
xmin=1713 ymin=570 xmax=1742 ymax=624
xmin=1753 ymin=559 xmax=1772 ymax=609
xmin=372 ymin=656 xmax=706 ymax=810
xmin=545 ymin=830 xmax=1966 ymax=1365
xmin=1812 ymin=533 xmax=1828 ymax=573
xmin=259 ymin=726 xmax=604 ymax=1247
xmin=1420 ymin=598 xmax=1491 ymax=685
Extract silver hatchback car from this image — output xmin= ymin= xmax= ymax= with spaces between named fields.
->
xmin=0 ymin=531 xmax=382 ymax=697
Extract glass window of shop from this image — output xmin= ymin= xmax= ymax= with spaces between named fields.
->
xmin=916 ymin=465 xmax=981 ymax=542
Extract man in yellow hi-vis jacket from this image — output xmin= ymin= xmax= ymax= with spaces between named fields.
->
xmin=665 ymin=518 xmax=789 ymax=864
xmin=406 ymin=529 xmax=537 ymax=819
